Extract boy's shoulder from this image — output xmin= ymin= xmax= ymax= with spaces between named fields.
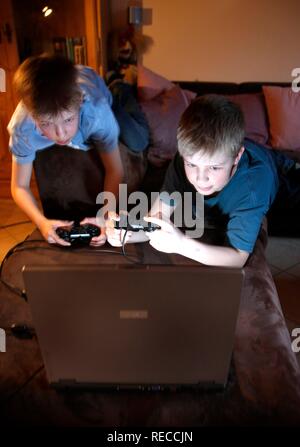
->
xmin=77 ymin=65 xmax=112 ymax=106
xmin=7 ymin=101 xmax=35 ymax=136
xmin=232 ymin=140 xmax=280 ymax=205
xmin=234 ymin=139 xmax=279 ymax=183
xmin=242 ymin=138 xmax=295 ymax=175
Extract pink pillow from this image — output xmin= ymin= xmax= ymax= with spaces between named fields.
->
xmin=137 ymin=65 xmax=174 ymax=101
xmin=226 ymin=93 xmax=269 ymax=146
xmin=140 ymin=86 xmax=190 ymax=166
xmin=181 ymin=88 xmax=197 ymax=106
xmin=262 ymin=86 xmax=300 ymax=151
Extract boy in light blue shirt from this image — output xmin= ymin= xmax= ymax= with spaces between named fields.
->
xmin=8 ymin=54 xmax=124 ymax=246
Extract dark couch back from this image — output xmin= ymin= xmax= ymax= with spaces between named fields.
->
xmin=175 ymin=81 xmax=290 ymax=96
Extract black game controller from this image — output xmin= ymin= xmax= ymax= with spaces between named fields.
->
xmin=56 ymin=223 xmax=100 ymax=244
xmin=114 ymin=215 xmax=161 ymax=232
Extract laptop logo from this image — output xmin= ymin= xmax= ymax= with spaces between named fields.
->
xmin=120 ymin=310 xmax=148 ymax=319
xmin=0 ymin=328 xmax=6 ymax=352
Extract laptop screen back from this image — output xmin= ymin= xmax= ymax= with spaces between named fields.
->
xmin=23 ymin=264 xmax=243 ymax=389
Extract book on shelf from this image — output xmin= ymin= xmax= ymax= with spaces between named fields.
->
xmin=52 ymin=36 xmax=86 ymax=65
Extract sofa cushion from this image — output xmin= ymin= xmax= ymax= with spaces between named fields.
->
xmin=137 ymin=65 xmax=197 ymax=106
xmin=137 ymin=65 xmax=174 ymax=101
xmin=181 ymin=88 xmax=197 ymax=105
xmin=226 ymin=93 xmax=269 ymax=146
xmin=140 ymin=85 xmax=191 ymax=166
xmin=262 ymin=86 xmax=300 ymax=151
xmin=33 ymin=144 xmax=147 ymax=221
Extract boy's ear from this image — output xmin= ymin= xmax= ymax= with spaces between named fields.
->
xmin=234 ymin=146 xmax=245 ymax=165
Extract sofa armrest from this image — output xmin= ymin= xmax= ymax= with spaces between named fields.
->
xmin=234 ymin=218 xmax=300 ymax=420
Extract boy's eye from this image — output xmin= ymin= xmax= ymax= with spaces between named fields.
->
xmin=40 ymin=123 xmax=50 ymax=129
xmin=65 ymin=117 xmax=74 ymax=123
xmin=210 ymin=166 xmax=222 ymax=171
xmin=185 ymin=162 xmax=196 ymax=168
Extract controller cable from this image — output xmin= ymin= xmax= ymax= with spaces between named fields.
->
xmin=0 ymin=220 xmax=31 ymax=229
xmin=120 ymin=227 xmax=144 ymax=265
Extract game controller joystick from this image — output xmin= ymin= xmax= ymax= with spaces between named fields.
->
xmin=114 ymin=215 xmax=161 ymax=232
xmin=56 ymin=223 xmax=100 ymax=244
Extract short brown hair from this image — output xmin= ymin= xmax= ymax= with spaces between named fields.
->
xmin=177 ymin=94 xmax=245 ymax=158
xmin=13 ymin=54 xmax=82 ymax=117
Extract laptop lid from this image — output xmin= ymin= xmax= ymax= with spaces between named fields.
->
xmin=22 ymin=264 xmax=244 ymax=389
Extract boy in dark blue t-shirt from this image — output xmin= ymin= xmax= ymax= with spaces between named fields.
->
xmin=107 ymin=95 xmax=299 ymax=268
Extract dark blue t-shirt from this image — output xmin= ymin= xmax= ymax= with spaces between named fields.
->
xmin=161 ymin=139 xmax=295 ymax=253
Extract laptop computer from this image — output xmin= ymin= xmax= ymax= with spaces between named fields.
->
xmin=22 ymin=264 xmax=244 ymax=390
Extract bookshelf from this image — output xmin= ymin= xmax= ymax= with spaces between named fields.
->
xmin=53 ymin=36 xmax=87 ymax=65
xmin=12 ymin=0 xmax=143 ymax=75
xmin=12 ymin=0 xmax=95 ymax=70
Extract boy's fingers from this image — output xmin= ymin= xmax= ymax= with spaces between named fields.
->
xmin=106 ymin=228 xmax=132 ymax=246
xmin=91 ymin=228 xmax=106 ymax=240
xmin=90 ymin=228 xmax=107 ymax=246
xmin=108 ymin=240 xmax=122 ymax=247
xmin=90 ymin=238 xmax=106 ymax=247
xmin=49 ymin=232 xmax=71 ymax=246
xmin=144 ymin=216 xmax=171 ymax=231
xmin=108 ymin=211 xmax=120 ymax=221
xmin=54 ymin=220 xmax=74 ymax=228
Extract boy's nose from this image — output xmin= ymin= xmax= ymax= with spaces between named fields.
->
xmin=55 ymin=125 xmax=66 ymax=139
xmin=196 ymin=169 xmax=209 ymax=183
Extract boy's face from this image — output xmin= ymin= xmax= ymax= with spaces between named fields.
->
xmin=183 ymin=147 xmax=244 ymax=196
xmin=35 ymin=108 xmax=80 ymax=145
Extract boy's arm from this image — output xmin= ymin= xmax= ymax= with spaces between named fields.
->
xmin=80 ymin=147 xmax=124 ymax=246
xmin=179 ymin=237 xmax=249 ymax=268
xmin=11 ymin=160 xmax=72 ymax=245
xmin=98 ymin=147 xmax=124 ymax=199
xmin=145 ymin=217 xmax=250 ymax=268
xmin=11 ymin=160 xmax=46 ymax=228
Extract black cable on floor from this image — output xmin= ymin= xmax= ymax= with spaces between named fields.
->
xmin=0 ymin=365 xmax=45 ymax=409
xmin=0 ymin=220 xmax=31 ymax=229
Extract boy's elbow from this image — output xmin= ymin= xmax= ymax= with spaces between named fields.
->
xmin=119 ymin=163 xmax=125 ymax=179
xmin=236 ymin=249 xmax=250 ymax=267
xmin=10 ymin=179 xmax=18 ymax=199
xmin=115 ymin=164 xmax=124 ymax=183
xmin=11 ymin=181 xmax=29 ymax=202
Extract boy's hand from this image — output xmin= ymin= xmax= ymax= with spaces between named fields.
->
xmin=105 ymin=211 xmax=133 ymax=247
xmin=144 ymin=216 xmax=185 ymax=254
xmin=39 ymin=219 xmax=74 ymax=246
xmin=80 ymin=217 xmax=106 ymax=247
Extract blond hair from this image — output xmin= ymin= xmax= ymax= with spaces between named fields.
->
xmin=177 ymin=95 xmax=245 ymax=158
